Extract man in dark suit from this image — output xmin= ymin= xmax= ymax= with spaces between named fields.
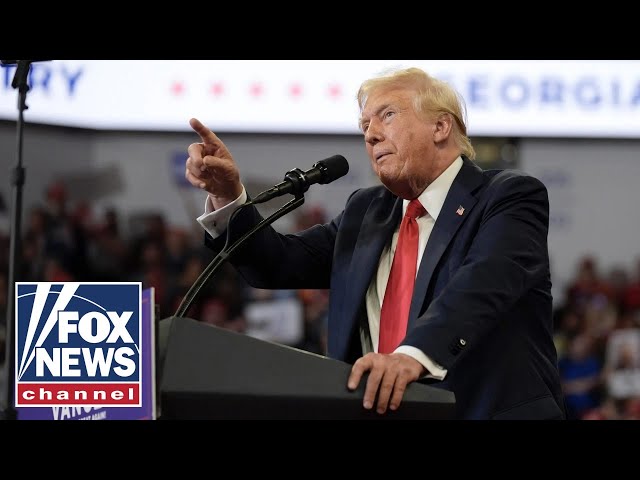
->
xmin=185 ymin=67 xmax=566 ymax=420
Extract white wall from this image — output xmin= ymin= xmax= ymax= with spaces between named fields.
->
xmin=519 ymin=138 xmax=640 ymax=303
xmin=89 ymin=130 xmax=376 ymax=235
xmin=0 ymin=121 xmax=94 ymax=233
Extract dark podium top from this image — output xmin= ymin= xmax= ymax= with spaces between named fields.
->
xmin=157 ymin=316 xmax=455 ymax=420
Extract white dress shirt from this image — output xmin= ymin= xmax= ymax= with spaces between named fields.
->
xmin=197 ymin=156 xmax=464 ymax=380
xmin=363 ymin=156 xmax=463 ymax=380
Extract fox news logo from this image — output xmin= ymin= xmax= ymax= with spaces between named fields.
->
xmin=15 ymin=282 xmax=142 ymax=407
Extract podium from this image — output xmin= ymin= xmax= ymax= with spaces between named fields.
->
xmin=157 ymin=316 xmax=456 ymax=420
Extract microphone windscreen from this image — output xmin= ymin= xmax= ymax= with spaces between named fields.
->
xmin=317 ymin=155 xmax=349 ymax=183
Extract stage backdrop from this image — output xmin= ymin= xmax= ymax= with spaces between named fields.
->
xmin=1 ymin=60 xmax=638 ymax=138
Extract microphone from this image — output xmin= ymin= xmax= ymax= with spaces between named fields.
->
xmin=252 ymin=154 xmax=349 ymax=204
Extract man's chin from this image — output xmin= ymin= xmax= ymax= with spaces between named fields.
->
xmin=378 ymin=174 xmax=423 ymax=199
xmin=378 ymin=176 xmax=406 ymax=198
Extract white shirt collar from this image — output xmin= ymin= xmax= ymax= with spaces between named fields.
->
xmin=403 ymin=155 xmax=463 ymax=221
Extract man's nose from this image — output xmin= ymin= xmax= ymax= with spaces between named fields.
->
xmin=365 ymin=121 xmax=383 ymax=144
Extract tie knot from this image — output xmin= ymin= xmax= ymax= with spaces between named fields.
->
xmin=405 ymin=199 xmax=426 ymax=219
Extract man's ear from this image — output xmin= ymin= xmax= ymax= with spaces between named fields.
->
xmin=433 ymin=113 xmax=453 ymax=143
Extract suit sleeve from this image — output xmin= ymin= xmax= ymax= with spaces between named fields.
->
xmin=204 ymin=202 xmax=342 ymax=290
xmin=402 ymin=173 xmax=551 ymax=370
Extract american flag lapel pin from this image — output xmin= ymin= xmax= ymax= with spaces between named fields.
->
xmin=456 ymin=205 xmax=465 ymax=216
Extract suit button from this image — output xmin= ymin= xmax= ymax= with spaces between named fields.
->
xmin=459 ymin=339 xmax=466 ymax=346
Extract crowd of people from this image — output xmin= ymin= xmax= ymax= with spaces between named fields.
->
xmin=555 ymin=256 xmax=640 ymax=419
xmin=0 ymin=182 xmax=329 ymax=368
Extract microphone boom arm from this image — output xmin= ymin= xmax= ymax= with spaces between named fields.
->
xmin=174 ymin=194 xmax=306 ymax=318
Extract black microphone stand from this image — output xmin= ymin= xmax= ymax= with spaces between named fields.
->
xmin=174 ymin=194 xmax=305 ymax=318
xmin=1 ymin=60 xmax=34 ymax=420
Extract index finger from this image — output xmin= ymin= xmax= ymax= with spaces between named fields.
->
xmin=189 ymin=117 xmax=221 ymax=146
xmin=347 ymin=355 xmax=373 ymax=390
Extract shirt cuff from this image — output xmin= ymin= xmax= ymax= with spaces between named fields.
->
xmin=395 ymin=345 xmax=448 ymax=381
xmin=196 ymin=186 xmax=248 ymax=239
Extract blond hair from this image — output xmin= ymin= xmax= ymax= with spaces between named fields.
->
xmin=357 ymin=67 xmax=476 ymax=160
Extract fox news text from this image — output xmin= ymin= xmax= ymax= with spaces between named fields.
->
xmin=15 ymin=282 xmax=142 ymax=407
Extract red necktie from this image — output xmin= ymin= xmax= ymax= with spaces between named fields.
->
xmin=378 ymin=198 xmax=426 ymax=354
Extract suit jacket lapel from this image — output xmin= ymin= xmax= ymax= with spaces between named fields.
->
xmin=408 ymin=157 xmax=485 ymax=325
xmin=341 ymin=191 xmax=401 ymax=341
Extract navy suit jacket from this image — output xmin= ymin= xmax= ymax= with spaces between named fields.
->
xmin=205 ymin=156 xmax=566 ymax=420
